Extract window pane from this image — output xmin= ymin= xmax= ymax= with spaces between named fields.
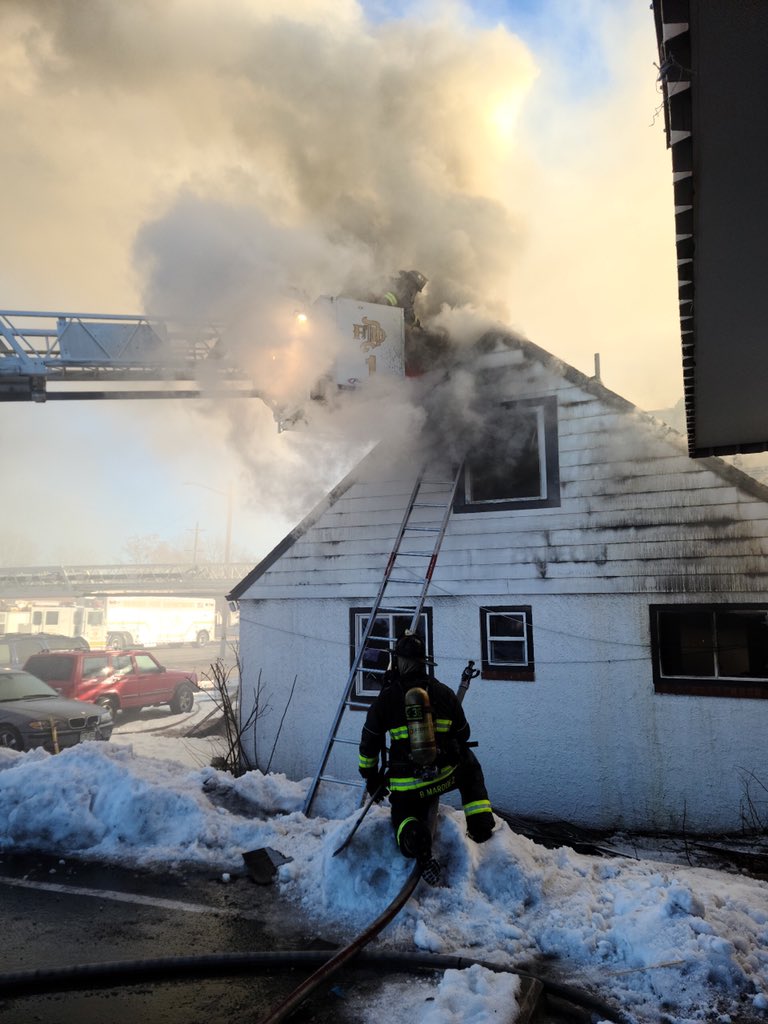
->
xmin=354 ymin=610 xmax=430 ymax=699
xmin=489 ymin=613 xmax=524 ymax=638
xmin=658 ymin=611 xmax=715 ymax=677
xmin=716 ymin=611 xmax=768 ymax=679
xmin=490 ymin=639 xmax=526 ymax=665
xmin=45 ymin=611 xmax=59 ymax=625
xmin=466 ymin=410 xmax=541 ymax=503
xmin=82 ymin=656 xmax=110 ymax=679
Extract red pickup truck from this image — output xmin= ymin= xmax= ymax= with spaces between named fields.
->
xmin=23 ymin=649 xmax=198 ymax=718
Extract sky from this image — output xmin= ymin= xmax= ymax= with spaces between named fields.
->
xmin=0 ymin=0 xmax=682 ymax=567
xmin=2 ymin=733 xmax=768 ymax=1023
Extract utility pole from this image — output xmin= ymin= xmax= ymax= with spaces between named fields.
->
xmin=186 ymin=523 xmax=205 ymax=565
xmin=184 ymin=481 xmax=235 ymax=660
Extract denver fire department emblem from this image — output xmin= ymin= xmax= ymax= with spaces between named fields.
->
xmin=354 ymin=317 xmax=386 ymax=353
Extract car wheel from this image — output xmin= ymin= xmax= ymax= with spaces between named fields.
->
xmin=96 ymin=696 xmax=118 ymax=720
xmin=0 ymin=725 xmax=22 ymax=750
xmin=171 ymin=682 xmax=195 ymax=715
xmin=196 ymin=630 xmax=210 ymax=646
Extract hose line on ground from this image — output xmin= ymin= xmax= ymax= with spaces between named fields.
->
xmin=0 ymin=948 xmax=627 ymax=1022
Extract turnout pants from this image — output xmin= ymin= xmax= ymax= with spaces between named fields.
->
xmin=390 ymin=751 xmax=495 ymax=857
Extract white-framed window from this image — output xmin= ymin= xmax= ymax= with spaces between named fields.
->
xmin=651 ymin=604 xmax=768 ymax=698
xmin=455 ymin=397 xmax=560 ymax=513
xmin=349 ymin=607 xmax=433 ymax=703
xmin=480 ymin=605 xmax=534 ymax=681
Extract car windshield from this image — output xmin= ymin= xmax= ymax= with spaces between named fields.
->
xmin=0 ymin=672 xmax=58 ymax=701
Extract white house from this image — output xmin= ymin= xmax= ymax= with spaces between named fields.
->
xmin=229 ymin=333 xmax=768 ymax=834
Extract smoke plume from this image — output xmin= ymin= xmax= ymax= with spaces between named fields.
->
xmin=0 ymin=1 xmax=682 ymax=560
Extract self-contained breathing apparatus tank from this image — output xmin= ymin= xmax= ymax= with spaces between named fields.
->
xmin=404 ymin=687 xmax=437 ymax=766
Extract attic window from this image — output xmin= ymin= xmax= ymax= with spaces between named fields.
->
xmin=454 ymin=397 xmax=560 ymax=513
xmin=651 ymin=604 xmax=768 ymax=699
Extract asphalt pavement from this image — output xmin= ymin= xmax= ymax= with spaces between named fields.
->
xmin=0 ymin=851 xmax=356 ymax=1024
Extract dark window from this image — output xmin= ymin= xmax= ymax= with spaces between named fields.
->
xmin=651 ymin=604 xmax=768 ymax=698
xmin=45 ymin=611 xmax=59 ymax=626
xmin=455 ymin=397 xmax=560 ymax=513
xmin=32 ymin=611 xmax=43 ymax=625
xmin=24 ymin=653 xmax=74 ymax=682
xmin=349 ymin=607 xmax=433 ymax=703
xmin=480 ymin=606 xmax=534 ymax=681
xmin=87 ymin=610 xmax=104 ymax=626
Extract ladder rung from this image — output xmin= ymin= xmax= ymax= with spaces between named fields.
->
xmin=388 ymin=577 xmax=426 ymax=584
xmin=319 ymin=774 xmax=366 ymax=788
xmin=328 ymin=736 xmax=359 ymax=745
xmin=403 ymin=526 xmax=440 ymax=532
xmin=382 ymin=606 xmax=418 ymax=613
xmin=414 ymin=502 xmax=452 ymax=508
xmin=393 ymin=551 xmax=432 ymax=558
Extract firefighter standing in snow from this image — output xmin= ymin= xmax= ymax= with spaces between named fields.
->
xmin=358 ymin=632 xmax=495 ymax=879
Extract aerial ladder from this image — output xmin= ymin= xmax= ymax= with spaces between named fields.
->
xmin=0 ymin=309 xmax=270 ymax=404
xmin=0 ymin=294 xmax=407 ymax=429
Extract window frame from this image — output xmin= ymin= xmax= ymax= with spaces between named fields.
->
xmin=650 ymin=603 xmax=768 ymax=699
xmin=349 ymin=606 xmax=433 ymax=705
xmin=454 ymin=396 xmax=560 ymax=514
xmin=479 ymin=605 xmax=535 ymax=681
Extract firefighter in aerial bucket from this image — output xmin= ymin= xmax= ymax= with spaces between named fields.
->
xmin=358 ymin=631 xmax=495 ymax=884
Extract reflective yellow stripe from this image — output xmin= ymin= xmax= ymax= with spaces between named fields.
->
xmin=384 ymin=291 xmax=398 ymax=306
xmin=389 ymin=764 xmax=456 ymax=792
xmin=359 ymin=755 xmax=377 ymax=769
xmin=434 ymin=718 xmax=451 ymax=733
xmin=396 ymin=817 xmax=418 ymax=847
xmin=389 ymin=726 xmax=408 ymax=740
xmin=463 ymin=800 xmax=492 ymax=817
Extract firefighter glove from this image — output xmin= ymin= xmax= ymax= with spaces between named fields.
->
xmin=366 ymin=771 xmax=388 ymax=802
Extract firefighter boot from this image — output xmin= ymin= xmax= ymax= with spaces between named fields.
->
xmin=397 ymin=817 xmax=441 ymax=886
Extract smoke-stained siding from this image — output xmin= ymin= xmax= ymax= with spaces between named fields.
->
xmin=235 ymin=347 xmax=768 ymax=831
xmin=238 ymin=379 xmax=768 ymax=600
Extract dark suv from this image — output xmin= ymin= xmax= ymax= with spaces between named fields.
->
xmin=0 ymin=633 xmax=88 ymax=669
xmin=23 ymin=649 xmax=198 ymax=718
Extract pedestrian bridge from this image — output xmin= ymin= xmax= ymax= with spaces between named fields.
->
xmin=0 ymin=563 xmax=253 ymax=600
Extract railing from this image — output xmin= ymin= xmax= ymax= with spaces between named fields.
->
xmin=0 ymin=563 xmax=254 ymax=598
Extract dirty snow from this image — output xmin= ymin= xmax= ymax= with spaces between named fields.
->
xmin=0 ymin=739 xmax=767 ymax=1023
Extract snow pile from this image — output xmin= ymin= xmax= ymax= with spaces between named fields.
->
xmin=1 ymin=741 xmax=768 ymax=1022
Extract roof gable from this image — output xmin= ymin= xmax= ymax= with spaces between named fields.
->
xmin=228 ymin=333 xmax=768 ymax=600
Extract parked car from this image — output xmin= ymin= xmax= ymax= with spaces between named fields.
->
xmin=0 ymin=669 xmax=113 ymax=751
xmin=0 ymin=632 xmax=89 ymax=669
xmin=23 ymin=649 xmax=199 ymax=718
